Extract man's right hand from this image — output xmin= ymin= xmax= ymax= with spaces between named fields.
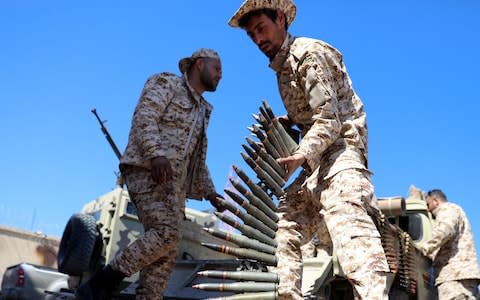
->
xmin=277 ymin=153 xmax=306 ymax=181
xmin=151 ymin=156 xmax=173 ymax=184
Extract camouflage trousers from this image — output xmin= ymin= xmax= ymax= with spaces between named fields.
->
xmin=111 ymin=166 xmax=186 ymax=300
xmin=272 ymin=169 xmax=390 ymax=300
xmin=437 ymin=279 xmax=479 ymax=300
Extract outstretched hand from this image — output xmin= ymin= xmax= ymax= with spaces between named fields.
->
xmin=205 ymin=193 xmax=227 ymax=212
xmin=277 ymin=153 xmax=306 ymax=181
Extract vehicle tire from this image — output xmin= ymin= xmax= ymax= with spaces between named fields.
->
xmin=57 ymin=213 xmax=99 ymax=276
xmin=89 ymin=230 xmax=104 ymax=272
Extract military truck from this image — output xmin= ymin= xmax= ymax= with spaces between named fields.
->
xmin=56 ymin=186 xmax=243 ymax=299
xmin=53 ymin=105 xmax=438 ymax=299
xmin=54 ymin=183 xmax=437 ymax=299
xmin=301 ymin=185 xmax=438 ymax=299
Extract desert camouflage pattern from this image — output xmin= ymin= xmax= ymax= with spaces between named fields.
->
xmin=114 ymin=71 xmax=217 ymax=298
xmin=420 ymin=202 xmax=480 ymax=287
xmin=273 ymin=169 xmax=389 ymax=299
xmin=228 ymin=0 xmax=297 ymax=28
xmin=437 ymin=279 xmax=479 ymax=300
xmin=120 ymin=72 xmax=216 ymax=199
xmin=111 ymin=166 xmax=186 ymax=299
xmin=269 ymin=34 xmax=389 ymax=299
xmin=270 ymin=34 xmax=369 ymax=181
xmin=178 ymin=48 xmax=220 ymax=75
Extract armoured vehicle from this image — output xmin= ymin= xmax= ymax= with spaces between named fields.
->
xmin=54 ymin=105 xmax=438 ymax=299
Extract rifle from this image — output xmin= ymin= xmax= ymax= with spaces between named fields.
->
xmin=91 ymin=108 xmax=122 ymax=160
xmin=91 ymin=108 xmax=125 ymax=186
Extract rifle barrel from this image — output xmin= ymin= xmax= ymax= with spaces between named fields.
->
xmin=91 ymin=108 xmax=122 ymax=160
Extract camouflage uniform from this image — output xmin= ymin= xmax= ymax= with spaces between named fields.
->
xmin=112 ymin=65 xmax=217 ymax=299
xmin=420 ymin=202 xmax=480 ymax=300
xmin=269 ymin=34 xmax=390 ymax=300
xmin=228 ymin=1 xmax=389 ymax=297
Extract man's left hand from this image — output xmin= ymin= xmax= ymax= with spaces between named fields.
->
xmin=205 ymin=192 xmax=227 ymax=212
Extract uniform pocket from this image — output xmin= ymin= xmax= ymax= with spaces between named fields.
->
xmin=161 ymin=97 xmax=194 ymax=126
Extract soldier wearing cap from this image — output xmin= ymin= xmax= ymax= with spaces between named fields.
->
xmin=420 ymin=189 xmax=480 ymax=299
xmin=229 ymin=1 xmax=390 ymax=299
xmin=76 ymin=48 xmax=225 ymax=300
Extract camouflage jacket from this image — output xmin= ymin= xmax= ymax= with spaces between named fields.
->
xmin=120 ymin=72 xmax=216 ymax=200
xmin=269 ymin=34 xmax=369 ymax=183
xmin=420 ymin=202 xmax=480 ymax=284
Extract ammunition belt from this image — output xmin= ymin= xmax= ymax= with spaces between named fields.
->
xmin=195 ymin=100 xmax=419 ymax=299
xmin=194 ymin=101 xmax=296 ymax=300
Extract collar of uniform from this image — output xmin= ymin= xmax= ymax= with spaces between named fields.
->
xmin=269 ymin=33 xmax=295 ymax=72
xmin=183 ymin=73 xmax=203 ymax=105
xmin=182 ymin=73 xmax=213 ymax=111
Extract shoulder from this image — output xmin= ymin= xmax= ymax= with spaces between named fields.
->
xmin=447 ymin=202 xmax=468 ymax=219
xmin=437 ymin=202 xmax=463 ymax=220
xmin=144 ymin=72 xmax=183 ymax=89
xmin=444 ymin=202 xmax=463 ymax=212
xmin=291 ymin=37 xmax=342 ymax=62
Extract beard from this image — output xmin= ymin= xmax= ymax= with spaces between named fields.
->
xmin=259 ymin=40 xmax=281 ymax=60
xmin=200 ymin=69 xmax=218 ymax=92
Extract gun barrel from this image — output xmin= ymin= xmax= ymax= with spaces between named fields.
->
xmin=91 ymin=108 xmax=122 ymax=160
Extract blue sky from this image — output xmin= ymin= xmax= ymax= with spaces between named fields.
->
xmin=1 ymin=1 xmax=479 ymax=257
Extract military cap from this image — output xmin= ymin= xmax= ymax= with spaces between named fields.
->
xmin=178 ymin=48 xmax=220 ymax=74
xmin=228 ymin=0 xmax=297 ymax=28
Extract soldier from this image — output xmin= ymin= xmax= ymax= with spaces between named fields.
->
xmin=76 ymin=48 xmax=225 ymax=300
xmin=420 ymin=189 xmax=480 ymax=299
xmin=228 ymin=1 xmax=390 ymax=299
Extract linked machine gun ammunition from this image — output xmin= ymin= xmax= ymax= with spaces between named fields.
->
xmin=195 ymin=100 xmax=433 ymax=299
xmin=195 ymin=100 xmax=299 ymax=300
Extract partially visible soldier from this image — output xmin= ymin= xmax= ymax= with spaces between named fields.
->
xmin=228 ymin=1 xmax=390 ymax=299
xmin=76 ymin=48 xmax=225 ymax=300
xmin=420 ymin=189 xmax=480 ymax=300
